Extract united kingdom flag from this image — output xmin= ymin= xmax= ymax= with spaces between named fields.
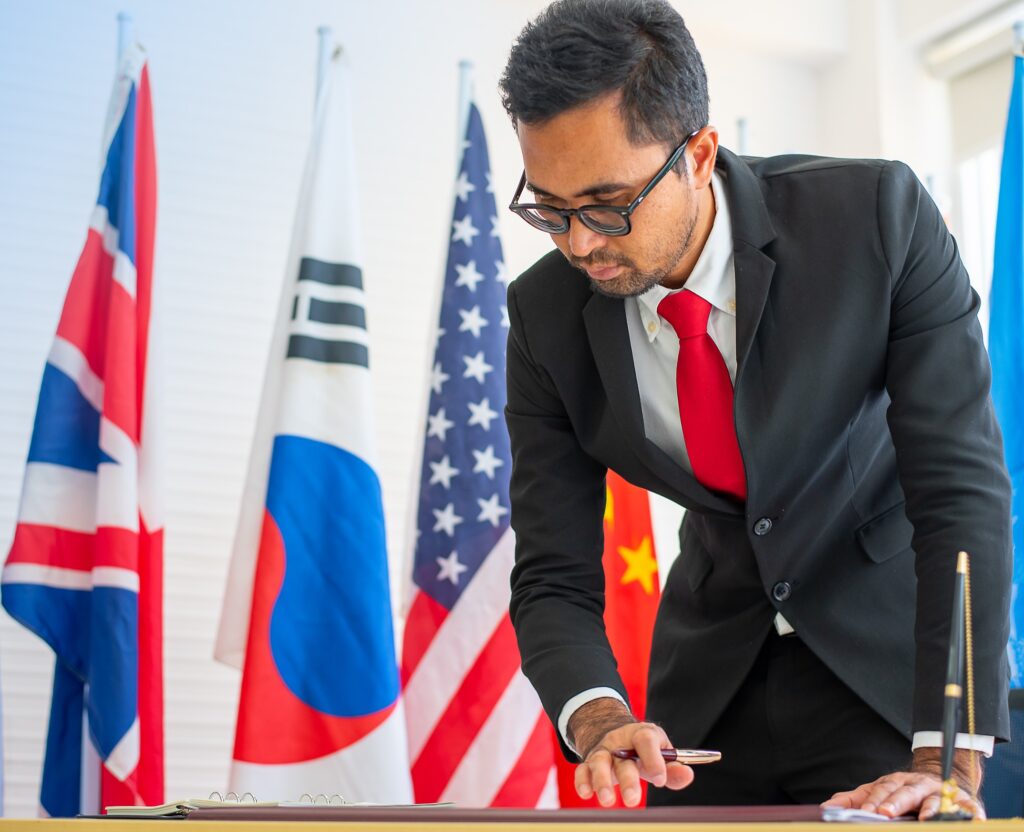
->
xmin=1 ymin=44 xmax=163 ymax=817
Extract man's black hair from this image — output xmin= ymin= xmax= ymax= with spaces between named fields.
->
xmin=499 ymin=0 xmax=708 ymax=148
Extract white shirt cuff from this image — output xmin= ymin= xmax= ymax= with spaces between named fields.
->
xmin=557 ymin=687 xmax=628 ymax=757
xmin=911 ymin=731 xmax=995 ymax=757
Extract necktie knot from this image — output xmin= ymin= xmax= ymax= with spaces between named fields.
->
xmin=658 ymin=290 xmax=712 ymax=340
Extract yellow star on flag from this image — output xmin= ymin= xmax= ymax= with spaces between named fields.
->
xmin=618 ymin=535 xmax=658 ymax=595
xmin=604 ymin=484 xmax=614 ymax=525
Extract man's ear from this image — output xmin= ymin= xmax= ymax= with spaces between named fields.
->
xmin=689 ymin=127 xmax=719 ymax=189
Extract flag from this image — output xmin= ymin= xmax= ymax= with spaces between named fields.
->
xmin=214 ymin=52 xmax=412 ymax=802
xmin=401 ymin=101 xmax=556 ymax=807
xmin=989 ymin=49 xmax=1024 ymax=688
xmin=1 ymin=44 xmax=163 ymax=816
xmin=554 ymin=473 xmax=660 ymax=807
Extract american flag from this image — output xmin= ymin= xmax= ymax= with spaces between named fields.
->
xmin=401 ymin=102 xmax=556 ymax=807
xmin=1 ymin=44 xmax=163 ymax=816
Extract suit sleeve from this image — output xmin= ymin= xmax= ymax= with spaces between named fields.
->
xmin=879 ymin=161 xmax=1013 ymax=740
xmin=504 ymin=280 xmax=629 ymax=758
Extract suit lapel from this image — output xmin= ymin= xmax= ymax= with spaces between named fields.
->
xmin=734 ymin=245 xmax=775 ymax=377
xmin=582 ymin=292 xmax=740 ymax=515
xmin=715 ymin=149 xmax=778 ymax=380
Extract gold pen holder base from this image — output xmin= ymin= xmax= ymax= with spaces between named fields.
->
xmin=925 ymin=778 xmax=975 ymax=822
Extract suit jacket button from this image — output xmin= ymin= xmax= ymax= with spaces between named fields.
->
xmin=754 ymin=517 xmax=773 ymax=536
xmin=772 ymin=581 xmax=792 ymax=602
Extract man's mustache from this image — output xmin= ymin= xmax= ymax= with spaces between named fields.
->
xmin=569 ymin=253 xmax=636 ymax=271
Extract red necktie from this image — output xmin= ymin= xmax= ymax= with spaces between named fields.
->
xmin=657 ymin=290 xmax=746 ymax=500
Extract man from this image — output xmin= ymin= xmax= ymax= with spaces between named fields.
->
xmin=499 ymin=0 xmax=1012 ymax=817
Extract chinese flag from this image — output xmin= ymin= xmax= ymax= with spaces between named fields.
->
xmin=555 ymin=471 xmax=661 ymax=807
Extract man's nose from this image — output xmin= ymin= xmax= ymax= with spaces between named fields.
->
xmin=566 ymin=216 xmax=604 ymax=259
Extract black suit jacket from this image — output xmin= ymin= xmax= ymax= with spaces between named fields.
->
xmin=505 ymin=148 xmax=1013 ymax=758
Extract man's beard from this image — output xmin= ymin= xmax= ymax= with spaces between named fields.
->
xmin=569 ymin=206 xmax=699 ymax=298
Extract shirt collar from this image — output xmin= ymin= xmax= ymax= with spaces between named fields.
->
xmin=636 ymin=171 xmax=736 ymax=342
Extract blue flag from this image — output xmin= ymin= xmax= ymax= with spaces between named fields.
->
xmin=989 ymin=53 xmax=1024 ymax=688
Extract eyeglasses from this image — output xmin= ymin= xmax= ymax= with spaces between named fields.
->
xmin=508 ymin=129 xmax=701 ymax=237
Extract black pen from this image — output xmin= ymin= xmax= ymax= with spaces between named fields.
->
xmin=938 ymin=551 xmax=967 ymax=784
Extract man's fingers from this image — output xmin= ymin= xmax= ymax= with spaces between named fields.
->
xmin=575 ymin=720 xmax=695 ymax=806
xmin=573 ymin=761 xmax=593 ymax=800
xmin=872 ymin=781 xmax=934 ymax=817
xmin=919 ymin=794 xmax=941 ymax=820
xmin=586 ymin=748 xmax=619 ymax=807
xmin=612 ymin=755 xmax=643 ymax=807
xmin=821 ymin=784 xmax=872 ymax=809
xmin=858 ymin=776 xmax=910 ymax=813
xmin=664 ymin=761 xmax=695 ymax=790
xmin=630 ymin=724 xmax=669 ymax=788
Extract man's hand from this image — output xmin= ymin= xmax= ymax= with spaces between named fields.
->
xmin=821 ymin=748 xmax=985 ymax=820
xmin=568 ymin=697 xmax=694 ymax=808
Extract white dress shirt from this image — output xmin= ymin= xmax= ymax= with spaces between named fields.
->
xmin=557 ymin=173 xmax=993 ymax=759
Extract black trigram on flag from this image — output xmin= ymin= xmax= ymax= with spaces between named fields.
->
xmin=287 ymin=256 xmax=369 ymax=367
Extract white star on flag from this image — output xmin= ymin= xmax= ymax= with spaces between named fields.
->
xmin=485 ymin=172 xmax=494 ymax=194
xmin=490 ymin=216 xmax=501 ymax=237
xmin=462 ymin=351 xmax=494 ymax=384
xmin=458 ymin=306 xmax=489 ymax=338
xmin=472 ymin=445 xmax=504 ymax=479
xmin=452 ymin=215 xmax=479 ymax=246
xmin=467 ymin=398 xmax=499 ymax=430
xmin=477 ymin=493 xmax=509 ymax=527
xmin=436 ymin=550 xmax=468 ymax=585
xmin=454 ymin=171 xmax=476 ymax=202
xmin=495 ymin=260 xmax=511 ymax=286
xmin=432 ymin=502 xmax=464 ymax=537
xmin=427 ymin=407 xmax=455 ymax=441
xmin=430 ymin=362 xmax=450 ymax=395
xmin=454 ymin=261 xmax=485 ymax=292
xmin=500 ymin=305 xmax=510 ymax=328
xmin=428 ymin=455 xmax=460 ymax=489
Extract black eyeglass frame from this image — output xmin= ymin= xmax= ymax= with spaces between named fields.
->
xmin=508 ymin=128 xmax=702 ymax=237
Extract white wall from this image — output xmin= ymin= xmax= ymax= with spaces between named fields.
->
xmin=2 ymin=0 xmax=998 ymax=817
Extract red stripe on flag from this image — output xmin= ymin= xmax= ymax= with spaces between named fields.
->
xmin=490 ymin=712 xmax=555 ymax=807
xmin=136 ymin=523 xmax=163 ymax=804
xmin=54 ymin=227 xmax=140 ymax=443
xmin=100 ymin=278 xmax=140 ymax=443
xmin=410 ymin=614 xmax=520 ymax=802
xmin=400 ymin=590 xmax=448 ymax=686
xmin=133 ymin=64 xmax=157 ymax=427
xmin=56 ymin=230 xmax=115 ymax=378
xmin=7 ymin=523 xmax=141 ymax=572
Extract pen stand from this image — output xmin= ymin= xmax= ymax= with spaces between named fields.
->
xmin=927 ymin=779 xmax=974 ymax=822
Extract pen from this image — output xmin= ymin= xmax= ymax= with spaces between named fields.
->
xmin=610 ymin=748 xmax=721 ymax=765
xmin=938 ymin=551 xmax=967 ymax=785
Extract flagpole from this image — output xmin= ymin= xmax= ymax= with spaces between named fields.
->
xmin=736 ymin=116 xmax=749 ymax=155
xmin=316 ymin=25 xmax=333 ymax=103
xmin=457 ymin=60 xmax=474 ymax=164
xmin=116 ymin=11 xmax=133 ymax=62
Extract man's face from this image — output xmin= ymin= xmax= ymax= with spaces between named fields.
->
xmin=516 ymin=93 xmax=715 ymax=297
